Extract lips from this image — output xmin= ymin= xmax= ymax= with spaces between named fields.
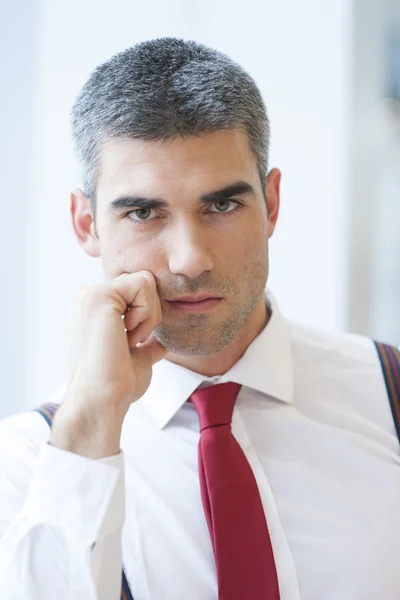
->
xmin=166 ymin=296 xmax=222 ymax=313
xmin=167 ymin=294 xmax=220 ymax=303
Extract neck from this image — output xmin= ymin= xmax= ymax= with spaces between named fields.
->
xmin=165 ymin=296 xmax=270 ymax=377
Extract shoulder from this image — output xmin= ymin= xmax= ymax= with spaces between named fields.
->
xmin=287 ymin=319 xmax=381 ymax=368
xmin=0 ymin=382 xmax=67 ymax=466
xmin=285 ymin=320 xmax=399 ymax=443
xmin=286 ymin=318 xmax=388 ymax=389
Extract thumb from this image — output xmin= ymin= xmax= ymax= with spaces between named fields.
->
xmin=136 ymin=335 xmax=168 ymax=365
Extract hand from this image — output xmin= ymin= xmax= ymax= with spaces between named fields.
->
xmin=50 ymin=271 xmax=167 ymax=457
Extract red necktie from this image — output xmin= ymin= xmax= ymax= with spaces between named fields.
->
xmin=190 ymin=382 xmax=280 ymax=600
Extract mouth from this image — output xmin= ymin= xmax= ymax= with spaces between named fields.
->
xmin=166 ymin=295 xmax=222 ymax=313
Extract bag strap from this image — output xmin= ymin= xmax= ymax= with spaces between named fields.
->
xmin=33 ymin=403 xmax=134 ymax=600
xmin=374 ymin=341 xmax=400 ymax=444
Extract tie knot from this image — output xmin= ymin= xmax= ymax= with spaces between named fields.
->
xmin=190 ymin=382 xmax=242 ymax=431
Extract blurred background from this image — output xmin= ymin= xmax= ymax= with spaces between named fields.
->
xmin=0 ymin=0 xmax=399 ymax=418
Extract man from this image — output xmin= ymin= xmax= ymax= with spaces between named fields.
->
xmin=0 ymin=37 xmax=399 ymax=600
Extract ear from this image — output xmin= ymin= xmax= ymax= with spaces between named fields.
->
xmin=265 ymin=168 xmax=281 ymax=238
xmin=70 ymin=188 xmax=101 ymax=257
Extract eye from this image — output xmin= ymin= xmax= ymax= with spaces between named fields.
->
xmin=208 ymin=199 xmax=240 ymax=213
xmin=126 ymin=208 xmax=156 ymax=221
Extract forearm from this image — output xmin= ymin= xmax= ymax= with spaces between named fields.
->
xmin=50 ymin=386 xmax=125 ymax=460
xmin=0 ymin=522 xmax=122 ymax=600
xmin=0 ymin=443 xmax=125 ymax=600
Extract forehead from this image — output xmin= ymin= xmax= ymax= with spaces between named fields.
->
xmin=96 ymin=130 xmax=259 ymax=202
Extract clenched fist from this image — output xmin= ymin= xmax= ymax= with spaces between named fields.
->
xmin=50 ymin=271 xmax=167 ymax=458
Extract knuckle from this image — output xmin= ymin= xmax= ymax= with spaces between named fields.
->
xmin=141 ymin=271 xmax=156 ymax=288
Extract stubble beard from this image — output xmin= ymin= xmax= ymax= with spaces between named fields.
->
xmin=152 ymin=262 xmax=268 ymax=356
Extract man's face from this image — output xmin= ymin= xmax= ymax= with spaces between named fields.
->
xmin=75 ymin=130 xmax=280 ymax=356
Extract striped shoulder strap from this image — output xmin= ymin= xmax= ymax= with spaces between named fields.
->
xmin=374 ymin=341 xmax=400 ymax=443
xmin=33 ymin=402 xmax=60 ymax=427
xmin=33 ymin=403 xmax=134 ymax=600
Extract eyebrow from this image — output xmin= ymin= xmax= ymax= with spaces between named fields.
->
xmin=109 ymin=181 xmax=256 ymax=212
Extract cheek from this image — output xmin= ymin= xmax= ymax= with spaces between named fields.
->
xmin=228 ymin=215 xmax=268 ymax=256
xmin=101 ymin=229 xmax=165 ymax=278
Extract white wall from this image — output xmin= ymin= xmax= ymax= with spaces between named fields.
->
xmin=24 ymin=0 xmax=352 ymax=410
xmin=348 ymin=0 xmax=400 ymax=343
xmin=0 ymin=0 xmax=37 ymax=418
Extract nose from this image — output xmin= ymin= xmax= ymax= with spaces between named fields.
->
xmin=167 ymin=220 xmax=214 ymax=279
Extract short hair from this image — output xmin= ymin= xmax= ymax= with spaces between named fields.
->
xmin=71 ymin=37 xmax=270 ymax=205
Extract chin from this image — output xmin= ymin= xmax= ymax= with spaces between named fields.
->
xmin=152 ymin=326 xmax=235 ymax=357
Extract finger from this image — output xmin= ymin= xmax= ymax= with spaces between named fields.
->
xmin=124 ymin=291 xmax=161 ymax=335
xmin=134 ymin=335 xmax=168 ymax=366
xmin=126 ymin=317 xmax=155 ymax=348
xmin=111 ymin=271 xmax=157 ymax=315
xmin=123 ymin=276 xmax=162 ymax=334
xmin=124 ymin=303 xmax=152 ymax=332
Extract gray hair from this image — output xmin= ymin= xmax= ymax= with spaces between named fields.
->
xmin=71 ymin=37 xmax=270 ymax=205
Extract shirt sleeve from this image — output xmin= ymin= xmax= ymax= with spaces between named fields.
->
xmin=0 ymin=411 xmax=125 ymax=600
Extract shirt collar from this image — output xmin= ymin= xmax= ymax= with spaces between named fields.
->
xmin=138 ymin=288 xmax=294 ymax=429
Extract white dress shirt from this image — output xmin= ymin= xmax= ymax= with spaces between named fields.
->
xmin=0 ymin=290 xmax=399 ymax=600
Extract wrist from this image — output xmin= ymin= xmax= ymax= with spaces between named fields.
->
xmin=50 ymin=394 xmax=125 ymax=459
